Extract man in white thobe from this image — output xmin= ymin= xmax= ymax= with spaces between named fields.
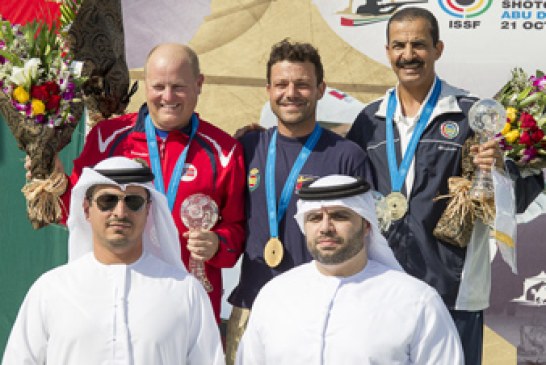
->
xmin=2 ymin=157 xmax=224 ymax=365
xmin=236 ymin=175 xmax=463 ymax=365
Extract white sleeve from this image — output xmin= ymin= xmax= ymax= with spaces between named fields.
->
xmin=235 ymin=295 xmax=266 ymax=365
xmin=2 ymin=279 xmax=48 ymax=365
xmin=409 ymin=288 xmax=464 ymax=365
xmin=186 ymin=278 xmax=225 ymax=365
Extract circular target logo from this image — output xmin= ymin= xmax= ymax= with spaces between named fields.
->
xmin=438 ymin=0 xmax=493 ymax=18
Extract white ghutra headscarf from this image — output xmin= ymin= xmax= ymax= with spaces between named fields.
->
xmin=67 ymin=156 xmax=185 ymax=270
xmin=294 ymin=175 xmax=403 ymax=271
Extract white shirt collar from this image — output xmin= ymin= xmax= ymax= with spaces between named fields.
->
xmin=375 ymin=78 xmax=472 ymax=123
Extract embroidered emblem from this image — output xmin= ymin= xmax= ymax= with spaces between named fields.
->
xmin=248 ymin=168 xmax=260 ymax=191
xmin=181 ymin=163 xmax=197 ymax=182
xmin=295 ymin=175 xmax=317 ymax=192
xmin=440 ymin=122 xmax=459 ymax=140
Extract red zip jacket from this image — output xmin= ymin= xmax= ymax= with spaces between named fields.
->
xmin=61 ymin=105 xmax=246 ymax=322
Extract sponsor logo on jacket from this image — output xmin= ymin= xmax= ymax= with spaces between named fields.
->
xmin=181 ymin=163 xmax=197 ymax=182
xmin=440 ymin=121 xmax=459 ymax=139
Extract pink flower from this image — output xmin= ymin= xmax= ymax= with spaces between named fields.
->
xmin=522 ymin=146 xmax=538 ymax=162
xmin=498 ymin=137 xmax=513 ymax=151
xmin=530 ymin=75 xmax=546 ymax=91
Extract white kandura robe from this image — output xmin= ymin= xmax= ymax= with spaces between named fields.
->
xmin=2 ymin=252 xmax=224 ymax=365
xmin=236 ymin=260 xmax=463 ymax=365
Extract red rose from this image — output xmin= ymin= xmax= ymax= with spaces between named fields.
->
xmin=520 ymin=113 xmax=537 ymax=128
xmin=531 ymin=129 xmax=545 ymax=143
xmin=30 ymin=85 xmax=49 ymax=102
xmin=46 ymin=94 xmax=62 ymax=112
xmin=43 ymin=81 xmax=60 ymax=96
xmin=519 ymin=131 xmax=533 ymax=146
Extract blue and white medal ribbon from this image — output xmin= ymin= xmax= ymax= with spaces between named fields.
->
xmin=264 ymin=125 xmax=323 ymax=267
xmin=384 ymin=77 xmax=442 ymax=220
xmin=145 ymin=113 xmax=199 ymax=211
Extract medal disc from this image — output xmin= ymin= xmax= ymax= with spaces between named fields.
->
xmin=264 ymin=238 xmax=284 ymax=268
xmin=385 ymin=192 xmax=408 ymax=221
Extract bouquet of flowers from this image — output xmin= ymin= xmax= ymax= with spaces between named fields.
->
xmin=0 ymin=6 xmax=85 ymax=228
xmin=496 ymin=68 xmax=546 ymax=169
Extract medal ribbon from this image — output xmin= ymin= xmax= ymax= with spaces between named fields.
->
xmin=265 ymin=125 xmax=323 ymax=239
xmin=386 ymin=77 xmax=441 ymax=193
xmin=145 ymin=113 xmax=199 ymax=211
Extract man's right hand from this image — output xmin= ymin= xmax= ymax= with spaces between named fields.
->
xmin=25 ymin=155 xmax=65 ymax=181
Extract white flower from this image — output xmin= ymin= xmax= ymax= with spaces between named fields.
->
xmin=10 ymin=58 xmax=41 ymax=87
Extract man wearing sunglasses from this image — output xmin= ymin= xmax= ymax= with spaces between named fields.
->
xmin=3 ymin=157 xmax=224 ymax=365
xmin=25 ymin=43 xmax=246 ymax=323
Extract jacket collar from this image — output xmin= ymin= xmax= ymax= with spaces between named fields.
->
xmin=375 ymin=78 xmax=472 ymax=122
xmin=133 ymin=103 xmax=149 ymax=133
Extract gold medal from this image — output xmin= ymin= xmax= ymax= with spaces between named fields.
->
xmin=264 ymin=237 xmax=284 ymax=268
xmin=385 ymin=192 xmax=408 ymax=221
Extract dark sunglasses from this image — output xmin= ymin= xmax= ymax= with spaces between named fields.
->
xmin=92 ymin=194 xmax=148 ymax=212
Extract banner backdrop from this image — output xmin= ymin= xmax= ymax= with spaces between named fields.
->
xmin=313 ymin=0 xmax=545 ymax=98
xmin=488 ymin=216 xmax=546 ymax=363
xmin=120 ymin=0 xmax=211 ymax=69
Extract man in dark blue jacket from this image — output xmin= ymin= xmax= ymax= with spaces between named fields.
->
xmin=347 ymin=7 xmax=544 ymax=365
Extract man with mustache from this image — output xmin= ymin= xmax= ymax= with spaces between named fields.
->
xmin=235 ymin=175 xmax=463 ymax=364
xmin=3 ymin=157 xmax=223 ymax=364
xmin=346 ymin=7 xmax=544 ymax=364
xmin=225 ymin=39 xmax=371 ymax=365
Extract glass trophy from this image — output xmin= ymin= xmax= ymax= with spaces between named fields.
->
xmin=468 ymin=98 xmax=506 ymax=199
xmin=180 ymin=193 xmax=219 ymax=292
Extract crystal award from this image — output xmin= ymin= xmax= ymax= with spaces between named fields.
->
xmin=180 ymin=193 xmax=219 ymax=292
xmin=468 ymin=98 xmax=506 ymax=199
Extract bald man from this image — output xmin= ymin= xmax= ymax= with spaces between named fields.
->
xmin=52 ymin=43 xmax=246 ymax=322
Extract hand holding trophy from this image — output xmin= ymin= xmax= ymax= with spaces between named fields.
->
xmin=468 ymin=98 xmax=506 ymax=199
xmin=180 ymin=193 xmax=219 ymax=292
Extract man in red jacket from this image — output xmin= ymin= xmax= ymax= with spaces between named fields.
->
xmin=29 ymin=43 xmax=246 ymax=323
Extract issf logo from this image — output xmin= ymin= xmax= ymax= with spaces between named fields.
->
xmin=438 ymin=0 xmax=493 ymax=18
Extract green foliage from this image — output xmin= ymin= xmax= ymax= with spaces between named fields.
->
xmin=60 ymin=0 xmax=84 ymax=29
